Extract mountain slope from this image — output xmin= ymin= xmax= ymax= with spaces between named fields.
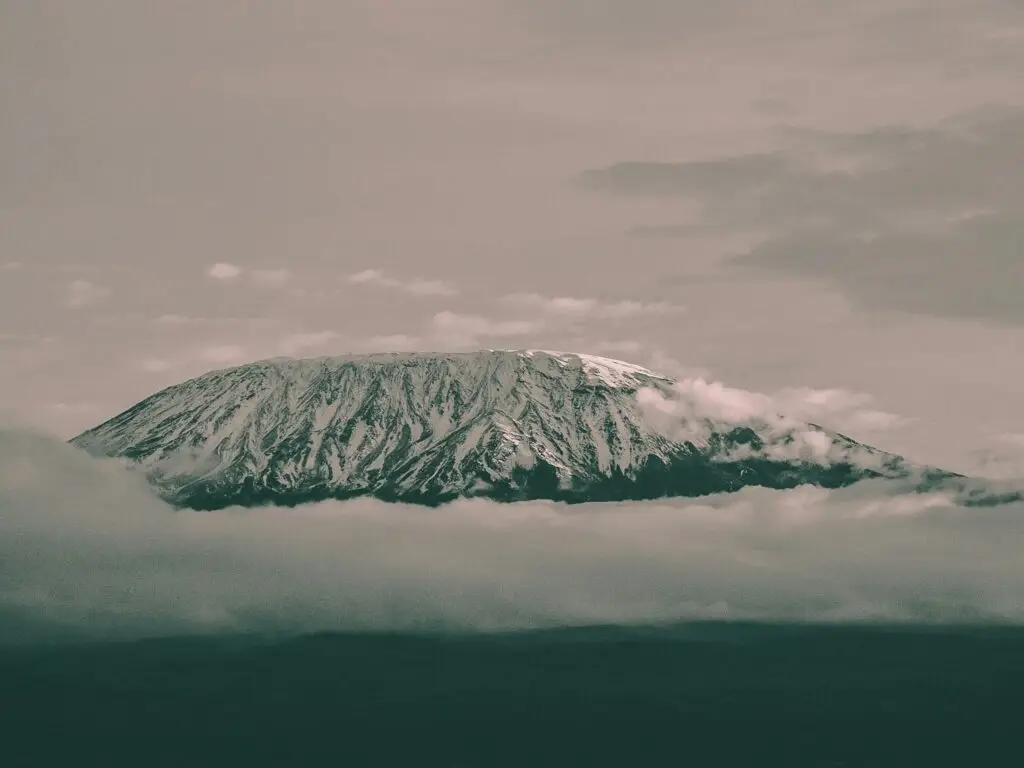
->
xmin=71 ymin=350 xmax=937 ymax=509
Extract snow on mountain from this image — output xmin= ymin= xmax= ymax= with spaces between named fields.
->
xmin=70 ymin=350 xmax=933 ymax=509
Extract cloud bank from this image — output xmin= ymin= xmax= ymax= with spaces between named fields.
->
xmin=635 ymin=373 xmax=907 ymax=466
xmin=579 ymin=107 xmax=1024 ymax=324
xmin=2 ymin=427 xmax=1023 ymax=644
xmin=968 ymin=433 xmax=1024 ymax=481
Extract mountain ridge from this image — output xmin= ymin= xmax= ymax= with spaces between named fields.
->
xmin=71 ymin=349 xmax=953 ymax=509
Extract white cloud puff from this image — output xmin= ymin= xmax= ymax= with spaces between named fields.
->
xmin=208 ymin=262 xmax=243 ymax=280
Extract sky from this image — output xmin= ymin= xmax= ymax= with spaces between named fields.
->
xmin=2 ymin=0 xmax=1024 ymax=476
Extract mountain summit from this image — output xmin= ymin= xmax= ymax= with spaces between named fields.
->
xmin=72 ymin=350 xmax=933 ymax=509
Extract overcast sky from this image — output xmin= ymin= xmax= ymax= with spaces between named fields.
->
xmin=2 ymin=0 xmax=1023 ymax=475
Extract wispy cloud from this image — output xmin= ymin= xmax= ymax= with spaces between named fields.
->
xmin=140 ymin=330 xmax=340 ymax=374
xmin=590 ymin=340 xmax=645 ymax=356
xmin=65 ymin=280 xmax=109 ymax=309
xmin=580 ymin=107 xmax=1024 ymax=324
xmin=153 ymin=313 xmax=280 ymax=328
xmin=347 ymin=269 xmax=458 ymax=297
xmin=968 ymin=433 xmax=1024 ymax=481
xmin=359 ymin=334 xmax=424 ymax=352
xmin=198 ymin=345 xmax=247 ymax=364
xmin=751 ymin=381 xmax=909 ymax=437
xmin=206 ymin=263 xmax=294 ymax=288
xmin=250 ymin=268 xmax=292 ymax=286
xmin=277 ymin=330 xmax=340 ymax=356
xmin=347 ymin=311 xmax=544 ymax=353
xmin=431 ymin=310 xmax=543 ymax=349
xmin=50 ymin=402 xmax=104 ymax=417
xmin=503 ymin=292 xmax=684 ymax=320
xmin=154 ymin=314 xmax=192 ymax=325
xmin=636 ymin=374 xmax=907 ymax=464
xmin=207 ymin=262 xmax=243 ymax=280
xmin=140 ymin=359 xmax=175 ymax=374
xmin=343 ymin=294 xmax=682 ymax=355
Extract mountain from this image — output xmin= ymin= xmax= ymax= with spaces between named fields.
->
xmin=71 ymin=350 xmax=950 ymax=509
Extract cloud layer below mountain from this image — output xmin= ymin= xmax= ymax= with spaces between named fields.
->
xmin=2 ymin=427 xmax=1023 ymax=643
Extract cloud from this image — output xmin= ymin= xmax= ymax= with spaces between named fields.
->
xmin=140 ymin=359 xmax=175 ymax=373
xmin=348 ymin=269 xmax=383 ymax=284
xmin=358 ymin=334 xmax=424 ymax=352
xmin=206 ymin=263 xmax=295 ymax=288
xmin=431 ymin=310 xmax=543 ymax=348
xmin=517 ymin=0 xmax=1024 ymax=78
xmin=0 ymin=332 xmax=47 ymax=344
xmin=733 ymin=213 xmax=1024 ymax=324
xmin=140 ymin=343 xmax=258 ymax=375
xmin=635 ymin=375 xmax=907 ymax=463
xmin=348 ymin=269 xmax=457 ymax=297
xmin=154 ymin=313 xmax=192 ymax=325
xmin=207 ymin=262 xmax=244 ymax=280
xmin=153 ymin=313 xmax=280 ymax=328
xmin=578 ymin=107 xmax=1024 ymax=324
xmin=768 ymin=386 xmax=908 ymax=435
xmin=140 ymin=329 xmax=363 ymax=375
xmin=65 ymin=280 xmax=108 ymax=309
xmin=391 ymin=294 xmax=684 ymax=355
xmin=250 ymin=268 xmax=292 ymax=286
xmin=406 ymin=279 xmax=458 ymax=297
xmin=49 ymin=402 xmax=102 ymax=416
xmin=641 ymin=349 xmax=713 ymax=382
xmin=198 ymin=345 xmax=247 ymax=364
xmin=590 ymin=339 xmax=644 ymax=356
xmin=967 ymin=433 xmax=1024 ymax=481
xmin=503 ymin=292 xmax=684 ymax=320
xmin=578 ymin=154 xmax=793 ymax=200
xmin=2 ymin=427 xmax=1024 ymax=642
xmin=277 ymin=330 xmax=340 ymax=356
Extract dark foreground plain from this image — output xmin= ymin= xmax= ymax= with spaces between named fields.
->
xmin=2 ymin=622 xmax=1022 ymax=767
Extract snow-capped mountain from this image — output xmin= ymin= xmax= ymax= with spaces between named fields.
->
xmin=71 ymin=350 xmax=940 ymax=509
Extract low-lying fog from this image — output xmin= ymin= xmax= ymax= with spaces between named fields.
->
xmin=2 ymin=426 xmax=1023 ymax=643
